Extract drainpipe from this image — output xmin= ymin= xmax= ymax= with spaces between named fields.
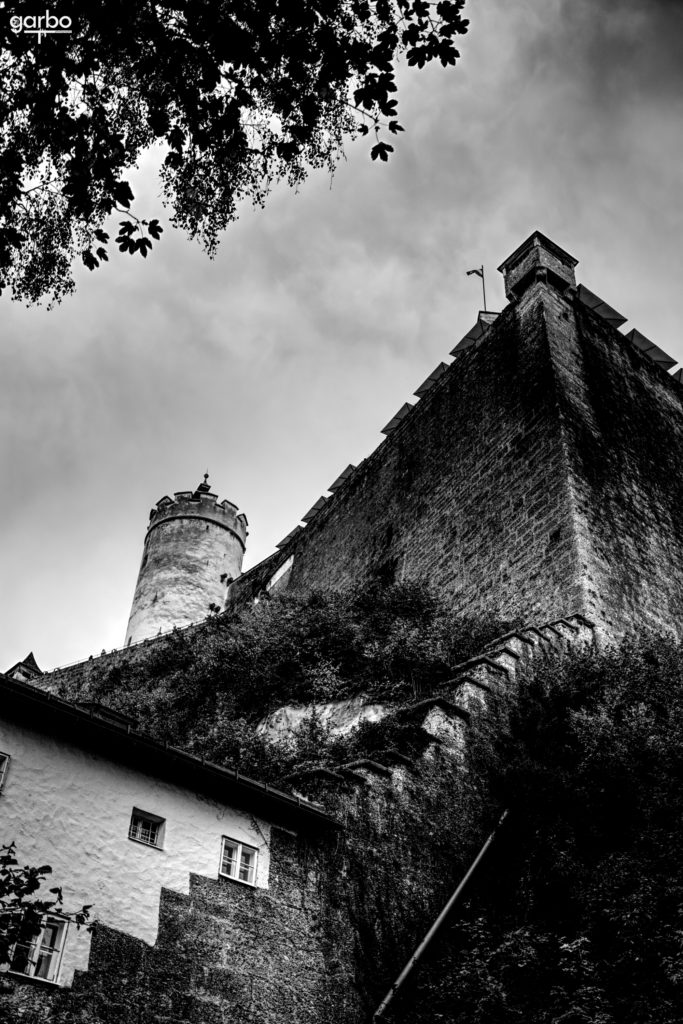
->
xmin=371 ymin=808 xmax=509 ymax=1022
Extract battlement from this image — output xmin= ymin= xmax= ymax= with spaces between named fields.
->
xmin=147 ymin=481 xmax=248 ymax=550
xmin=125 ymin=475 xmax=248 ymax=645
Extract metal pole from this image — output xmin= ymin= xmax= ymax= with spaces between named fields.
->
xmin=371 ymin=809 xmax=509 ymax=1022
xmin=481 ymin=266 xmax=487 ymax=312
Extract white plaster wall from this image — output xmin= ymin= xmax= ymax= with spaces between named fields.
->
xmin=0 ymin=720 xmax=271 ymax=986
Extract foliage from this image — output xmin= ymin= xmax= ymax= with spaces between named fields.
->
xmin=0 ymin=843 xmax=91 ymax=970
xmin=57 ymin=581 xmax=511 ymax=782
xmin=404 ymin=634 xmax=683 ymax=1024
xmin=0 ymin=0 xmax=469 ymax=304
xmin=317 ymin=747 xmax=495 ymax=1019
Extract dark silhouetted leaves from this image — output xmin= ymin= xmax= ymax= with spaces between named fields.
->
xmin=371 ymin=141 xmax=394 ymax=161
xmin=0 ymin=0 xmax=468 ymax=304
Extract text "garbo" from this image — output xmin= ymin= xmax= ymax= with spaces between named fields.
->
xmin=10 ymin=11 xmax=73 ymax=43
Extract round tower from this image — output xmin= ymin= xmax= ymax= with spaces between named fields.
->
xmin=125 ymin=475 xmax=248 ymax=645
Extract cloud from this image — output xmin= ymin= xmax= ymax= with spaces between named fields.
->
xmin=524 ymin=0 xmax=683 ymax=110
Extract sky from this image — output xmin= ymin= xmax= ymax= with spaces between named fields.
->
xmin=3 ymin=0 xmax=683 ymax=671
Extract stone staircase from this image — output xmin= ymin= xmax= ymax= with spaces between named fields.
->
xmin=289 ymin=613 xmax=596 ymax=796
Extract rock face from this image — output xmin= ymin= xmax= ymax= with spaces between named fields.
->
xmin=257 ymin=696 xmax=390 ymax=744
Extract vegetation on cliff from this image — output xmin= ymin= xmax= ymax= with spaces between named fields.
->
xmin=400 ymin=635 xmax=683 ymax=1024
xmin=35 ymin=594 xmax=683 ymax=1021
xmin=55 ymin=581 xmax=510 ymax=781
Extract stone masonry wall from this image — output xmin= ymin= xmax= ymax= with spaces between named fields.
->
xmin=0 ymin=826 xmax=333 ymax=1024
xmin=125 ymin=515 xmax=244 ymax=646
xmin=261 ymin=290 xmax=588 ymax=626
xmin=544 ymin=283 xmax=683 ymax=637
xmin=0 ymin=748 xmax=488 ymax=1024
xmin=39 ymin=628 xmax=180 ymax=697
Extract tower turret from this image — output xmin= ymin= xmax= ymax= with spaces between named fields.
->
xmin=125 ymin=475 xmax=248 ymax=645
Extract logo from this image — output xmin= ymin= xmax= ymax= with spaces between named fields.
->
xmin=10 ymin=11 xmax=72 ymax=43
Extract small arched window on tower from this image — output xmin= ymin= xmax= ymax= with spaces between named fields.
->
xmin=265 ymin=556 xmax=294 ymax=596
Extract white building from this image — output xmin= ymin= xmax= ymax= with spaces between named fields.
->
xmin=0 ymin=673 xmax=334 ymax=988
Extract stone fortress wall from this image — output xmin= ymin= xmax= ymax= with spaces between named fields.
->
xmin=233 ymin=233 xmax=683 ymax=641
xmin=8 ymin=231 xmax=683 ymax=1023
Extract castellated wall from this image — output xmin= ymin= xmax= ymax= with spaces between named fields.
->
xmin=244 ymin=285 xmax=588 ymax=627
xmin=125 ymin=491 xmax=247 ymax=646
xmin=545 ymin=286 xmax=683 ymax=637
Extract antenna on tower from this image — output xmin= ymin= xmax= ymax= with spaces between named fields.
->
xmin=466 ymin=265 xmax=486 ymax=311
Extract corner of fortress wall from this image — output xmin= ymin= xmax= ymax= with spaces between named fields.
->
xmin=232 ymin=282 xmax=591 ymax=629
xmin=232 ymin=271 xmax=683 ymax=645
xmin=540 ymin=284 xmax=683 ymax=640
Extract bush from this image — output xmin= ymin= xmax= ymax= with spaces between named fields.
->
xmin=60 ymin=581 xmax=512 ymax=782
xmin=405 ymin=633 xmax=683 ymax=1024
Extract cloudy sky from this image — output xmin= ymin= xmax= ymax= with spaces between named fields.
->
xmin=2 ymin=0 xmax=683 ymax=671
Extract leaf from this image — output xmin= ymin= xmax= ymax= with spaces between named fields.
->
xmin=113 ymin=180 xmax=134 ymax=209
xmin=82 ymin=250 xmax=99 ymax=271
xmin=164 ymin=151 xmax=183 ymax=170
xmin=370 ymin=141 xmax=394 ymax=162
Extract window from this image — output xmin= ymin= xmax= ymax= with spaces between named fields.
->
xmin=0 ymin=752 xmax=10 ymax=792
xmin=128 ymin=809 xmax=165 ymax=848
xmin=10 ymin=915 xmax=67 ymax=984
xmin=219 ymin=837 xmax=258 ymax=886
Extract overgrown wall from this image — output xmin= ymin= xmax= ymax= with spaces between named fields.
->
xmin=545 ymin=285 xmax=683 ymax=636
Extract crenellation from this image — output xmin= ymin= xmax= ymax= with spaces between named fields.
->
xmin=125 ymin=475 xmax=248 ymax=645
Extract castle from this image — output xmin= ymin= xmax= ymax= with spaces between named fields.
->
xmin=2 ymin=230 xmax=682 ymax=1023
xmin=124 ymin=229 xmax=683 ymax=645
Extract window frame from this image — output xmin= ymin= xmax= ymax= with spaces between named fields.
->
xmin=8 ymin=914 xmax=68 ymax=985
xmin=128 ymin=808 xmax=166 ymax=850
xmin=0 ymin=751 xmax=10 ymax=792
xmin=219 ymin=836 xmax=258 ymax=887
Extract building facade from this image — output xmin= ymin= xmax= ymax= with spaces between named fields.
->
xmin=0 ymin=674 xmax=334 ymax=1003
